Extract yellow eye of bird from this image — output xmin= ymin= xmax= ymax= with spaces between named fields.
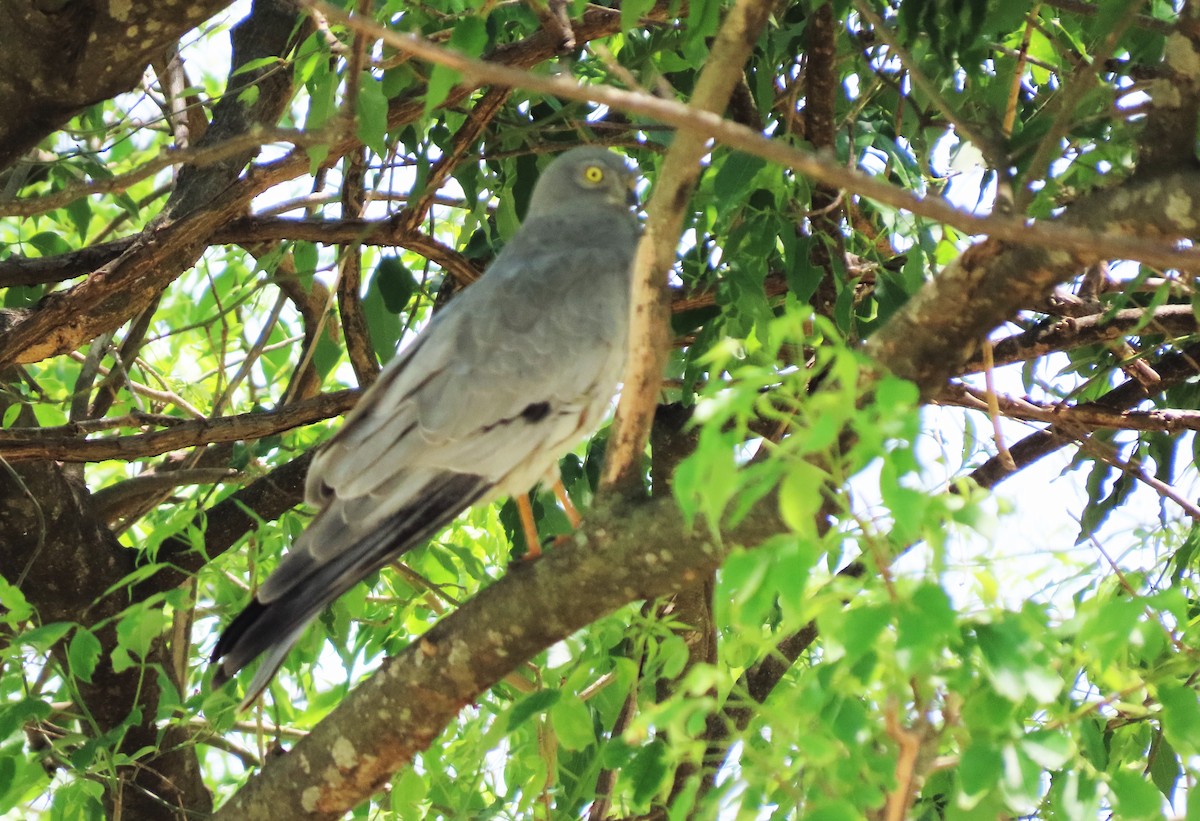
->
xmin=583 ymin=165 xmax=604 ymax=183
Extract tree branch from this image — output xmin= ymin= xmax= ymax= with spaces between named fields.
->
xmin=962 ymin=303 xmax=1198 ymax=372
xmin=865 ymin=171 xmax=1200 ymax=398
xmin=306 ymin=3 xmax=1200 ymax=277
xmin=600 ymin=0 xmax=777 ymax=492
xmin=0 ymin=389 xmax=359 ymax=462
xmin=968 ymin=342 xmax=1200 ymax=488
xmin=212 ymin=494 xmax=784 ymax=819
xmin=939 ymin=382 xmax=1200 ymax=434
xmin=214 ymin=217 xmax=483 ymax=286
xmin=0 ymin=0 xmax=237 ymax=170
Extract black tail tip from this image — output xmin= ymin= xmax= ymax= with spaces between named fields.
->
xmin=212 ymin=666 xmax=230 ymax=689
xmin=210 ymin=597 xmax=268 ymax=681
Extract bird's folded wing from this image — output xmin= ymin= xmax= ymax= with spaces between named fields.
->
xmin=263 ymin=245 xmax=628 ymax=598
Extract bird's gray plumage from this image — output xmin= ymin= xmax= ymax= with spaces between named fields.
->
xmin=212 ymin=147 xmax=640 ymax=704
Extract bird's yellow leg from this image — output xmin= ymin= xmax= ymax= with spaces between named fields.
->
xmin=553 ymin=479 xmax=582 ymax=529
xmin=516 ymin=494 xmax=542 ymax=559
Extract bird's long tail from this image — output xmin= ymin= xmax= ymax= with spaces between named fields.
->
xmin=211 ymin=472 xmax=488 ymax=707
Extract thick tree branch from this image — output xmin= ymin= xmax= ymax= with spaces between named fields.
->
xmin=0 ymin=236 xmax=137 ymax=288
xmin=0 ymin=0 xmax=236 ymax=170
xmin=0 ymin=0 xmax=305 ymax=368
xmin=864 ymin=171 xmax=1200 ymax=398
xmin=804 ymin=0 xmax=849 ymax=324
xmin=212 ymin=494 xmax=784 ymax=819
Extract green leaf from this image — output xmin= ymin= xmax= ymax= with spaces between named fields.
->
xmin=0 ymin=740 xmax=50 ymax=815
xmin=450 ymin=14 xmax=488 ymax=55
xmin=874 ymin=375 xmax=919 ymax=413
xmin=832 ymin=604 xmax=890 ymax=662
xmin=976 ymin=616 xmax=1062 ymax=702
xmin=777 ymin=460 xmax=824 ymax=536
xmin=382 ymin=65 xmax=415 ymax=98
xmin=65 ymin=198 xmax=92 ymax=241
xmin=292 ymin=241 xmax=319 ymax=290
xmin=305 ymin=59 xmax=339 ymax=131
xmin=1108 ymin=769 xmax=1164 ymax=820
xmin=506 ymin=689 xmax=560 ymax=732
xmin=236 ymin=85 xmax=260 ymax=107
xmin=1157 ymin=684 xmax=1200 ymax=756
xmin=426 ymin=16 xmax=487 ymax=113
xmin=17 ymin=622 xmax=72 ymax=651
xmin=685 ymin=0 xmax=722 ymax=43
xmin=391 ymin=767 xmax=428 ymax=814
xmin=0 ymin=576 xmax=32 ymax=624
xmin=1021 ymin=729 xmax=1071 ymax=769
xmin=550 ymin=695 xmax=595 ymax=751
xmin=621 ymin=0 xmax=655 ymax=30
xmin=958 ymin=742 xmax=1001 ymax=802
xmin=805 ymin=800 xmax=863 ymax=821
xmin=1149 ymin=733 xmax=1180 ymax=801
xmin=231 ymin=55 xmax=284 ymax=77
xmin=375 ymin=256 xmax=418 ymax=313
xmin=1078 ymin=595 xmax=1142 ymax=667
xmin=68 ymin=628 xmax=102 ymax=684
xmin=49 ymin=776 xmax=103 ymax=821
xmin=628 ymin=740 xmax=669 ymax=807
xmin=1076 ymin=454 xmax=1133 ymax=544
xmin=365 ymin=258 xmax=413 ymax=365
xmin=896 ymin=583 xmax=957 ymax=669
xmin=0 ymin=698 xmax=51 ymax=741
xmin=357 ymin=74 xmax=389 ymax=156
xmin=712 ymin=152 xmax=766 ymax=209
xmin=782 ymin=234 xmax=822 ymax=303
xmin=312 ymin=328 xmax=343 ymax=382
xmin=999 ymin=743 xmax=1042 ymax=815
xmin=1094 ymin=0 xmax=1140 ymax=35
xmin=115 ymin=604 xmax=169 ymax=661
xmin=27 ymin=231 xmax=72 ymax=257
xmin=1079 ymin=717 xmax=1109 ymax=770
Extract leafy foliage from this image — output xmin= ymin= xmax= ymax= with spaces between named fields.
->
xmin=0 ymin=0 xmax=1199 ymax=818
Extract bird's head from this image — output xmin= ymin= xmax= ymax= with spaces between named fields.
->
xmin=525 ymin=147 xmax=639 ymax=217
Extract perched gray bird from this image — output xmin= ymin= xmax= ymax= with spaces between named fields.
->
xmin=212 ymin=147 xmax=640 ymax=704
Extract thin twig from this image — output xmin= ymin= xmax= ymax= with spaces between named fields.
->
xmin=981 ymin=340 xmax=1017 ymax=471
xmin=1072 ymin=431 xmax=1200 ymax=521
xmin=0 ymin=389 xmax=359 ymax=462
xmin=65 ymin=351 xmax=206 ymax=418
xmin=1002 ymin=5 xmax=1040 ymax=136
xmin=939 ymin=383 xmax=1200 ymax=435
xmin=881 ymin=699 xmax=922 ymax=821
